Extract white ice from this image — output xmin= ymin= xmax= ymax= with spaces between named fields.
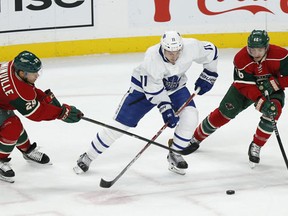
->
xmin=1 ymin=49 xmax=288 ymax=216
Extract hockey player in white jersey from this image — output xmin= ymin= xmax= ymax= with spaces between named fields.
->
xmin=74 ymin=31 xmax=218 ymax=175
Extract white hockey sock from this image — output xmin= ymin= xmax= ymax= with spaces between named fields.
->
xmin=173 ymin=106 xmax=198 ymax=149
xmin=87 ymin=120 xmax=129 ymax=160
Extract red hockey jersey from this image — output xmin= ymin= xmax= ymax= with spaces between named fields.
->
xmin=233 ymin=44 xmax=288 ymax=101
xmin=0 ymin=60 xmax=62 ymax=121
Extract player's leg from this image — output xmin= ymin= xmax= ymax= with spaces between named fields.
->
xmin=189 ymin=85 xmax=253 ymax=152
xmin=16 ymin=129 xmax=51 ymax=165
xmin=249 ymin=91 xmax=284 ymax=167
xmin=0 ymin=113 xmax=23 ymax=182
xmin=167 ymin=87 xmax=198 ymax=174
xmin=74 ymin=89 xmax=155 ymax=174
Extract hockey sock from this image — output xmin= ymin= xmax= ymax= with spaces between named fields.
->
xmin=253 ymin=100 xmax=282 ymax=146
xmin=194 ymin=108 xmax=230 ymax=141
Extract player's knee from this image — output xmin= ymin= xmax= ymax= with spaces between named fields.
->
xmin=209 ymin=108 xmax=230 ymax=128
xmin=179 ymin=106 xmax=199 ymax=128
xmin=99 ymin=120 xmax=129 ymax=143
xmin=0 ymin=116 xmax=23 ymax=143
xmin=272 ymin=99 xmax=282 ymax=120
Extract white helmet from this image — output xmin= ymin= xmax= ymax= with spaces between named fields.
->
xmin=160 ymin=31 xmax=183 ymax=51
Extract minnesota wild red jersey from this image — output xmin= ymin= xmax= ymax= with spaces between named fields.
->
xmin=0 ymin=60 xmax=62 ymax=121
xmin=232 ymin=44 xmax=288 ymax=101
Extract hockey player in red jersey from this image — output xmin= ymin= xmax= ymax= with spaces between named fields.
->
xmin=0 ymin=50 xmax=83 ymax=183
xmin=187 ymin=30 xmax=288 ymax=168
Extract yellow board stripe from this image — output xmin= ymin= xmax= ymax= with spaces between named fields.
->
xmin=0 ymin=32 xmax=287 ymax=62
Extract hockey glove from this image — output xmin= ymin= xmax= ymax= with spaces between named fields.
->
xmin=158 ymin=102 xmax=179 ymax=128
xmin=195 ymin=69 xmax=218 ymax=95
xmin=44 ymin=89 xmax=61 ymax=107
xmin=255 ymin=97 xmax=278 ymax=117
xmin=257 ymin=77 xmax=281 ymax=95
xmin=58 ymin=104 xmax=83 ymax=123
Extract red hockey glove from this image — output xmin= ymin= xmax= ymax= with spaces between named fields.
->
xmin=43 ymin=89 xmax=61 ymax=107
xmin=58 ymin=104 xmax=83 ymax=123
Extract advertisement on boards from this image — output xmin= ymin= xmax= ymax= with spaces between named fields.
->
xmin=129 ymin=0 xmax=288 ymax=33
xmin=0 ymin=0 xmax=94 ymax=33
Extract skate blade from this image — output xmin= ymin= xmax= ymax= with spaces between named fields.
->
xmin=25 ymin=160 xmax=53 ymax=166
xmin=73 ymin=166 xmax=84 ymax=175
xmin=0 ymin=175 xmax=15 ymax=183
xmin=168 ymin=165 xmax=186 ymax=175
xmin=249 ymin=161 xmax=257 ymax=169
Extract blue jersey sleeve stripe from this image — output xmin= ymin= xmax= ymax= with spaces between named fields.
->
xmin=131 ymin=76 xmax=142 ymax=88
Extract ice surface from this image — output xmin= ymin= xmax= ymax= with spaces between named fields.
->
xmin=1 ymin=49 xmax=288 ymax=216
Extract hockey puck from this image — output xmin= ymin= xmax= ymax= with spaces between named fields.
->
xmin=226 ymin=190 xmax=235 ymax=195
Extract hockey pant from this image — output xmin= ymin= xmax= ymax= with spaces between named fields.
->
xmin=193 ymin=85 xmax=284 ymax=146
xmin=0 ymin=109 xmax=31 ymax=159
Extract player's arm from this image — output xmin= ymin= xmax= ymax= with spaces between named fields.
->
xmin=10 ymin=97 xmax=62 ymax=121
xmin=194 ymin=41 xmax=219 ymax=95
xmin=35 ymin=88 xmax=61 ymax=107
xmin=10 ymin=96 xmax=82 ymax=123
xmin=232 ymin=67 xmax=277 ymax=116
xmin=232 ymin=65 xmax=262 ymax=101
xmin=258 ymin=53 xmax=288 ymax=94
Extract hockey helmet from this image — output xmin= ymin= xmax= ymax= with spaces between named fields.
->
xmin=14 ymin=51 xmax=42 ymax=73
xmin=247 ymin=30 xmax=270 ymax=48
xmin=160 ymin=31 xmax=183 ymax=52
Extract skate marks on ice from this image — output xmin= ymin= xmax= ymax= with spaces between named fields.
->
xmin=74 ymin=165 xmax=288 ymax=206
xmin=0 ymin=186 xmax=32 ymax=205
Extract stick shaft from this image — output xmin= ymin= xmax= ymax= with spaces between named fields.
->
xmin=81 ymin=116 xmax=184 ymax=154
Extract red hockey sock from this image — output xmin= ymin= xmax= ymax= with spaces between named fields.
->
xmin=194 ymin=108 xmax=230 ymax=141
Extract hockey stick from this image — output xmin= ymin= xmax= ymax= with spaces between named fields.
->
xmin=81 ymin=117 xmax=188 ymax=155
xmin=265 ymin=91 xmax=288 ymax=169
xmin=99 ymin=88 xmax=200 ymax=188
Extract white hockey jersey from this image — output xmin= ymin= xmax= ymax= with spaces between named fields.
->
xmin=130 ymin=38 xmax=218 ymax=105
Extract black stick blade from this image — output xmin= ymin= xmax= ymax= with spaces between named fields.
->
xmin=181 ymin=143 xmax=200 ymax=155
xmin=99 ymin=178 xmax=113 ymax=188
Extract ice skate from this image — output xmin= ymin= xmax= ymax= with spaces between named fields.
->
xmin=22 ymin=142 xmax=51 ymax=165
xmin=167 ymin=151 xmax=188 ymax=175
xmin=73 ymin=153 xmax=92 ymax=174
xmin=248 ymin=142 xmax=261 ymax=169
xmin=0 ymin=158 xmax=15 ymax=183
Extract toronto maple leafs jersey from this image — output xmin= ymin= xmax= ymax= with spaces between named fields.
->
xmin=130 ymin=38 xmax=218 ymax=105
